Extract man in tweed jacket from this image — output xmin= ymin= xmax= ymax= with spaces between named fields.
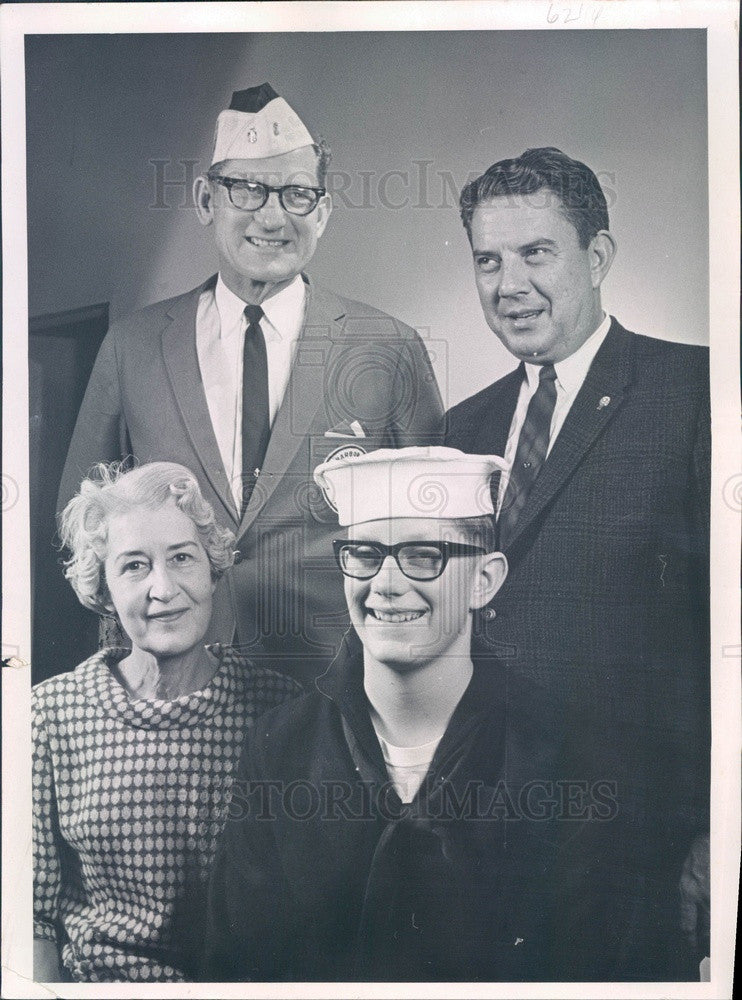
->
xmin=445 ymin=147 xmax=709 ymax=979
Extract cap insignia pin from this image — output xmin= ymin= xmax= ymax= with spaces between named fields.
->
xmin=273 ymin=121 xmax=280 ymax=135
xmin=247 ymin=127 xmax=257 ymax=143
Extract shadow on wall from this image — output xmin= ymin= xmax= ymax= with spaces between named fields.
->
xmin=26 ymin=30 xmax=708 ymax=411
xmin=30 ymin=303 xmax=109 ymax=683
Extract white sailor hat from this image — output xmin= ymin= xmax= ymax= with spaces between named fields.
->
xmin=211 ymin=82 xmax=315 ymax=165
xmin=313 ymin=446 xmax=507 ymax=527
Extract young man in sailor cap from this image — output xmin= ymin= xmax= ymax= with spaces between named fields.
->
xmin=58 ymin=84 xmax=442 ymax=683
xmin=202 ymin=447 xmax=593 ymax=982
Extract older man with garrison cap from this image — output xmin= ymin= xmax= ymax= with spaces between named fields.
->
xmin=58 ymin=84 xmax=443 ymax=684
xmin=446 ymin=147 xmax=710 ymax=980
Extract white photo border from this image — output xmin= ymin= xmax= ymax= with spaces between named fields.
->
xmin=2 ymin=3 xmax=739 ymax=998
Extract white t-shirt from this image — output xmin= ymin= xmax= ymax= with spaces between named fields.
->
xmin=373 ymin=725 xmax=444 ymax=804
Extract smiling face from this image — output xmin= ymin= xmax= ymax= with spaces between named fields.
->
xmin=194 ymin=145 xmax=331 ymax=302
xmin=103 ymin=501 xmax=216 ymax=663
xmin=344 ymin=517 xmax=506 ymax=675
xmin=470 ymin=192 xmax=615 ymax=364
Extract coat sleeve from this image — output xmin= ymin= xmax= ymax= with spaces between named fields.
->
xmin=32 ymin=696 xmax=63 ymax=944
xmin=57 ymin=328 xmax=130 ymax=513
xmin=390 ymin=330 xmax=444 ymax=446
xmin=687 ymin=369 xmax=711 ymax=833
xmin=201 ymin=738 xmax=295 ymax=981
xmin=691 ymin=372 xmax=711 ymax=558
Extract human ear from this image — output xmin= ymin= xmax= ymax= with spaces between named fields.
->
xmin=314 ymin=193 xmax=333 ymax=240
xmin=469 ymin=552 xmax=508 ymax=610
xmin=589 ymin=230 xmax=617 ymax=288
xmin=193 ymin=175 xmax=215 ymax=227
xmin=97 ymin=577 xmax=116 ymax=617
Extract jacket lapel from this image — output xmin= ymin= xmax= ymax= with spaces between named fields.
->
xmin=160 ymin=276 xmax=240 ymax=527
xmin=317 ymin=629 xmax=391 ymax=783
xmin=475 ymin=364 xmax=524 ymax=456
xmin=449 ymin=365 xmax=522 ymax=507
xmin=503 ymin=320 xmax=635 ymax=551
xmin=238 ymin=278 xmax=347 ymax=535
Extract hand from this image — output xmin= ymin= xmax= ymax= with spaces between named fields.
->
xmin=33 ymin=936 xmax=64 ymax=982
xmin=679 ymin=833 xmax=710 ymax=958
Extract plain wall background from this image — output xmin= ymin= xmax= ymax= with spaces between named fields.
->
xmin=26 ymin=30 xmax=708 ymax=408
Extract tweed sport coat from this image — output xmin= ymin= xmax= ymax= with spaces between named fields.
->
xmin=445 ymin=319 xmax=710 ymax=978
xmin=58 ymin=275 xmax=443 ymax=684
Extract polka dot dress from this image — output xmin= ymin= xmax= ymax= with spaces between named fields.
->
xmin=33 ymin=645 xmax=301 ymax=982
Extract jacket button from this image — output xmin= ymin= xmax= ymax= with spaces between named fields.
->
xmin=482 ymin=607 xmax=496 ymax=621
xmin=233 ymin=550 xmax=243 ymax=564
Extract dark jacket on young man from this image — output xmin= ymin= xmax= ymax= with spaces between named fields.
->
xmin=202 ymin=628 xmax=680 ymax=982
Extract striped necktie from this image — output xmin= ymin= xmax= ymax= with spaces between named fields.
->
xmin=498 ymin=363 xmax=557 ymax=549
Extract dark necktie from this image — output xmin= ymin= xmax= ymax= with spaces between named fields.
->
xmin=241 ymin=304 xmax=270 ymax=516
xmin=498 ymin=363 xmax=557 ymax=549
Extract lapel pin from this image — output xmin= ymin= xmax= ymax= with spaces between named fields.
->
xmin=597 ymin=395 xmax=611 ymax=410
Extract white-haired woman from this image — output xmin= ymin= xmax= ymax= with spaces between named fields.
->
xmin=33 ymin=462 xmax=301 ymax=983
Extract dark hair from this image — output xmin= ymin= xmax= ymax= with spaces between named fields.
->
xmin=312 ymin=138 xmax=332 ymax=187
xmin=460 ymin=147 xmax=609 ymax=248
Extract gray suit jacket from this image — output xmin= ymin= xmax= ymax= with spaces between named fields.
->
xmin=59 ymin=275 xmax=443 ymax=683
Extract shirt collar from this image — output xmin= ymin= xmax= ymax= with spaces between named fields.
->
xmin=214 ymin=275 xmax=250 ymax=339
xmin=524 ymin=312 xmax=612 ymax=393
xmin=260 ymin=273 xmax=306 ymax=344
xmin=214 ymin=273 xmax=306 ymax=343
xmin=317 ymin=629 xmax=505 ymax=732
xmin=316 ymin=628 xmax=507 ymax=795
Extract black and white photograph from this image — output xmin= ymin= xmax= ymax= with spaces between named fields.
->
xmin=2 ymin=2 xmax=739 ymax=997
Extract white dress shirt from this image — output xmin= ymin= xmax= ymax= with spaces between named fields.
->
xmin=196 ymin=274 xmax=306 ymax=509
xmin=497 ymin=313 xmax=612 ymax=513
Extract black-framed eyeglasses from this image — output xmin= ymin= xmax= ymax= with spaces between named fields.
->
xmin=207 ymin=174 xmax=326 ymax=216
xmin=332 ymin=539 xmax=486 ymax=582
